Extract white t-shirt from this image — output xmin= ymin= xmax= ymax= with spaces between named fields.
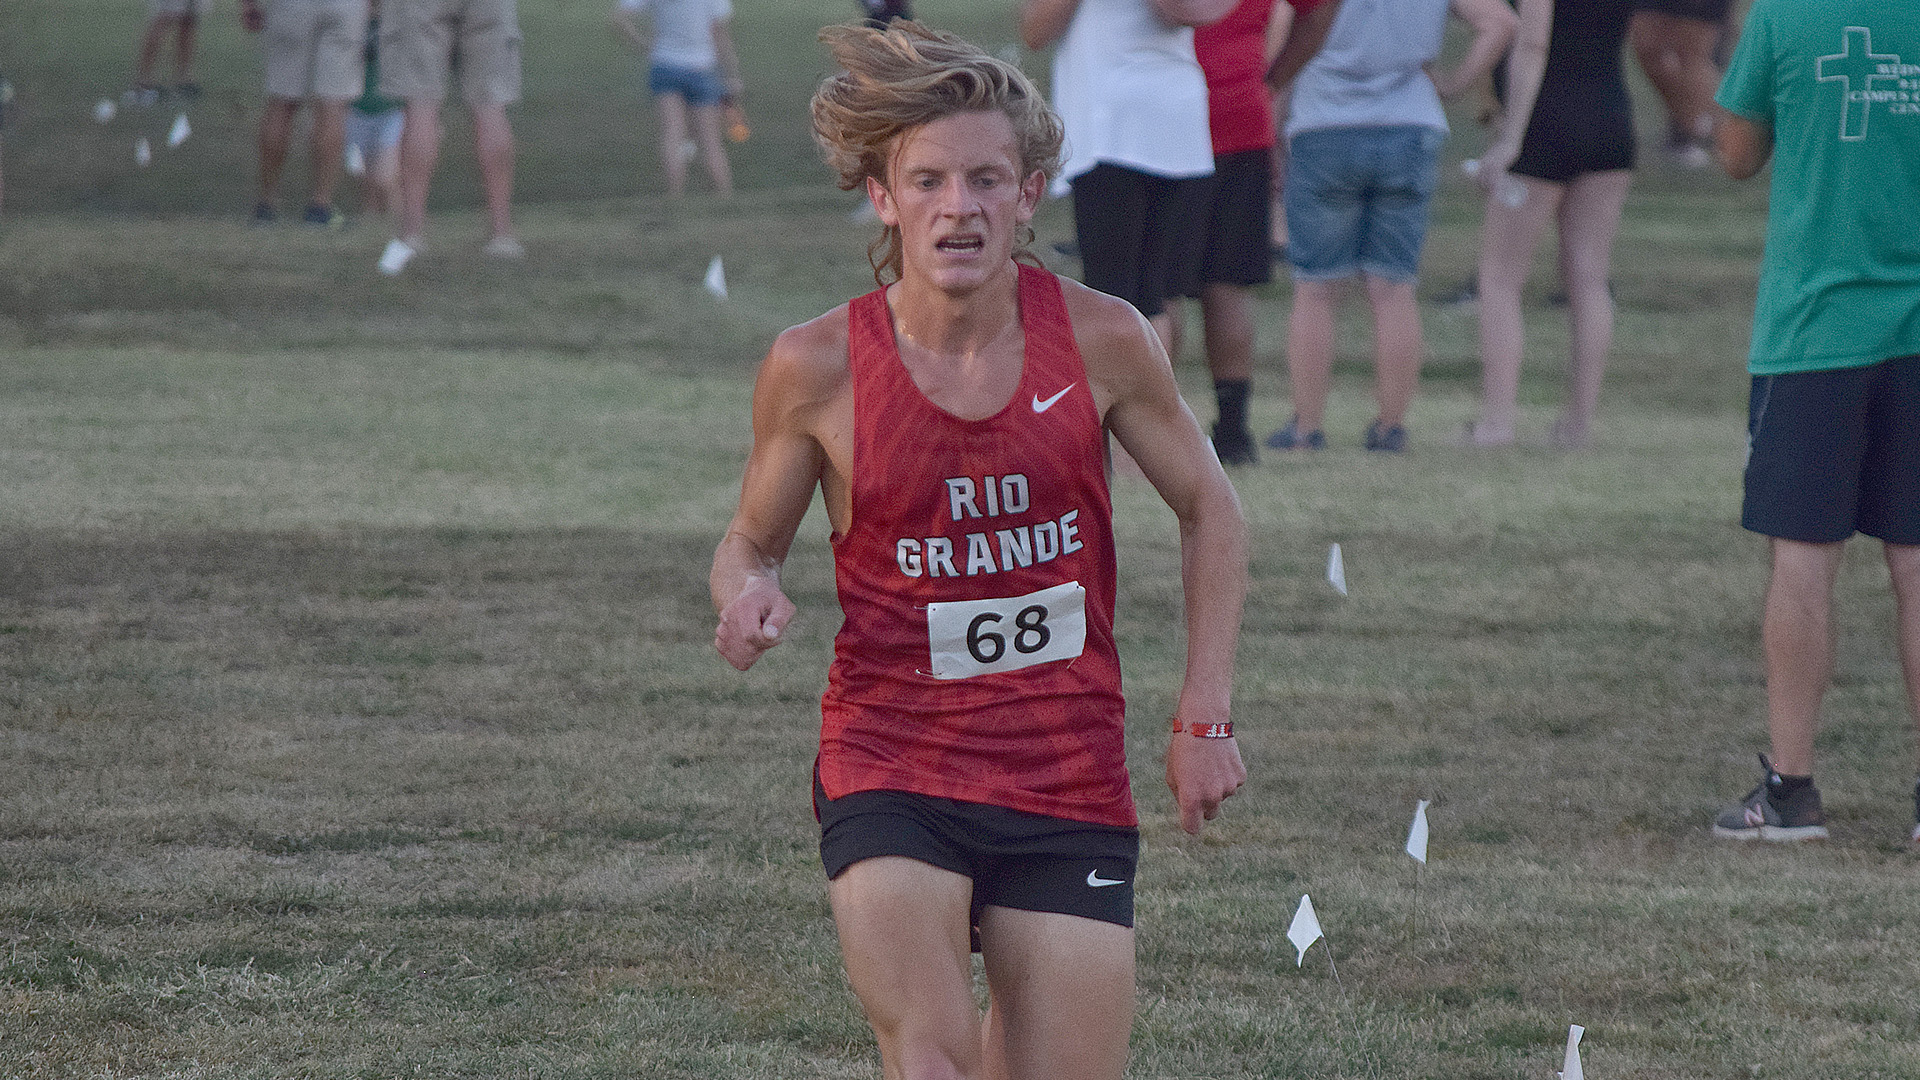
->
xmin=617 ymin=0 xmax=732 ymax=71
xmin=1049 ymin=0 xmax=1215 ymax=192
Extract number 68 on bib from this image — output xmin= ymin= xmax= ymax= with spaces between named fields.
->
xmin=925 ymin=581 xmax=1087 ymax=680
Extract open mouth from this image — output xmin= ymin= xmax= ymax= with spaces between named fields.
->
xmin=936 ymin=236 xmax=985 ymax=253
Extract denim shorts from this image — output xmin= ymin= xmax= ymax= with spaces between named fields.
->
xmin=648 ymin=62 xmax=726 ymax=106
xmin=1285 ymin=125 xmax=1445 ymax=283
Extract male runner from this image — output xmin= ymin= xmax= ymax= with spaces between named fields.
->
xmin=711 ymin=21 xmax=1248 ymax=1079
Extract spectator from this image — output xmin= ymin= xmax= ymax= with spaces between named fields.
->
xmin=1185 ymin=0 xmax=1339 ymax=465
xmin=133 ymin=0 xmax=211 ymax=105
xmin=1264 ymin=0 xmax=1514 ymax=454
xmin=241 ymin=0 xmax=369 ymax=229
xmin=1465 ymin=0 xmax=1636 ymax=450
xmin=1019 ymin=0 xmax=1235 ymax=351
xmin=1709 ymin=1 xmax=1920 ymax=843
xmin=609 ymin=0 xmax=743 ymax=198
xmin=377 ymin=0 xmax=524 ymax=275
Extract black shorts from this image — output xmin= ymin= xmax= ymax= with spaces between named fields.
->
xmin=1189 ymin=148 xmax=1275 ymax=292
xmin=1511 ymin=80 xmax=1636 ymax=184
xmin=816 ymin=778 xmax=1140 ymax=940
xmin=1743 ymin=357 xmax=1920 ymax=544
xmin=1071 ymin=162 xmax=1215 ymax=319
xmin=1633 ymin=0 xmax=1730 ymax=22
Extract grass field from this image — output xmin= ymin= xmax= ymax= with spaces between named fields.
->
xmin=7 ymin=2 xmax=1920 ymax=1078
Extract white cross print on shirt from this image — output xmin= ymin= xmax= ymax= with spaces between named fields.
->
xmin=1817 ymin=27 xmax=1902 ymax=141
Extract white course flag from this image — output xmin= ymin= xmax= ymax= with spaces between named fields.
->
xmin=1558 ymin=1024 xmax=1585 ymax=1080
xmin=703 ymin=255 xmax=728 ymax=299
xmin=1287 ymin=894 xmax=1324 ymax=967
xmin=1327 ymin=543 xmax=1348 ymax=596
xmin=94 ymin=98 xmax=118 ymax=123
xmin=134 ymin=137 xmax=153 ymax=167
xmin=1406 ymin=799 xmax=1430 ymax=864
xmin=167 ymin=112 xmax=191 ymax=148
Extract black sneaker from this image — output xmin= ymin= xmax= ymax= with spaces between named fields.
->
xmin=1712 ymin=754 xmax=1829 ymax=842
xmin=252 ymin=201 xmax=277 ymax=226
xmin=173 ymin=82 xmax=202 ymax=102
xmin=1264 ymin=417 xmax=1325 ymax=452
xmin=1212 ymin=422 xmax=1258 ymax=466
xmin=1364 ymin=419 xmax=1407 ymax=453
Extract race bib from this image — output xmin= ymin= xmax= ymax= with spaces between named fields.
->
xmin=926 ymin=581 xmax=1086 ymax=680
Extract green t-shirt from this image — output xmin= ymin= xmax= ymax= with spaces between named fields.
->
xmin=1717 ymin=0 xmax=1920 ymax=375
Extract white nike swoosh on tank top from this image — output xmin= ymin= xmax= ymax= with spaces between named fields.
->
xmin=1032 ymin=384 xmax=1075 ymax=413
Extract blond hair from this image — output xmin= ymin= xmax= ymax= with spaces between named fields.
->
xmin=812 ymin=21 xmax=1064 ymax=285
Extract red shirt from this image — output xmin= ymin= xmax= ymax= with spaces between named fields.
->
xmin=1194 ymin=0 xmax=1328 ymax=156
xmin=818 ymin=264 xmax=1134 ymax=827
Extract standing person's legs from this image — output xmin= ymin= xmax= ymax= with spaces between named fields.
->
xmin=136 ymin=14 xmax=176 ymax=91
xmin=257 ymin=97 xmax=301 ymax=209
xmin=470 ymin=100 xmax=516 ymax=241
xmin=1284 ymin=280 xmax=1339 ymax=434
xmin=172 ymin=10 xmax=201 ymax=86
xmin=396 ymin=97 xmax=441 ymax=242
xmin=828 ymin=858 xmax=990 ymax=1080
xmin=309 ymin=99 xmax=349 ymax=211
xmin=1353 ymin=126 xmax=1441 ymax=445
xmin=1200 ymin=283 xmax=1254 ymax=384
xmin=1886 ymin=544 xmax=1920 ymax=775
xmin=1364 ymin=276 xmax=1421 ymax=431
xmin=1763 ymin=539 xmax=1846 ymax=777
xmin=977 ymin=907 xmax=1133 ymax=1080
xmin=656 ymin=93 xmax=691 ymax=197
xmin=690 ymin=102 xmax=733 ymax=196
xmin=1550 ymin=168 xmax=1631 ymax=449
xmin=1471 ymin=177 xmax=1559 ymax=445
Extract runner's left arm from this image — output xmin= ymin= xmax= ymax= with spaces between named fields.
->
xmin=1070 ymin=284 xmax=1250 ymax=835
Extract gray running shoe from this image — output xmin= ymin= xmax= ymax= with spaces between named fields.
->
xmin=1712 ymin=754 xmax=1829 ymax=842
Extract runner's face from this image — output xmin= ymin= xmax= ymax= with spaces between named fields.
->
xmin=869 ymin=110 xmax=1044 ymax=292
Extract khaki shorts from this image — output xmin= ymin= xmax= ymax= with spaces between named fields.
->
xmin=148 ymin=0 xmax=214 ymax=17
xmin=379 ymin=0 xmax=522 ymax=106
xmin=263 ymin=0 xmax=370 ymax=101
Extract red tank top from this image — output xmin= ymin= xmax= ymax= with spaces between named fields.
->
xmin=818 ymin=264 xmax=1134 ymax=827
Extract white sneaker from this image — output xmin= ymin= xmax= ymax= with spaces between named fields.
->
xmin=377 ymin=238 xmax=416 ymax=276
xmin=482 ymin=235 xmax=525 ymax=260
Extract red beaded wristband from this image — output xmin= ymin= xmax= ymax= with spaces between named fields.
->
xmin=1171 ymin=718 xmax=1234 ymax=738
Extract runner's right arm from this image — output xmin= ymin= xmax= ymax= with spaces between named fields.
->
xmin=711 ymin=314 xmax=849 ymax=670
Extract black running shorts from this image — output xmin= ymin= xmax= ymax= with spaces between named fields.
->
xmin=1070 ymin=162 xmax=1214 ymax=320
xmin=1189 ymin=148 xmax=1276 ymax=292
xmin=816 ymin=778 xmax=1140 ymax=939
xmin=1743 ymin=356 xmax=1920 ymax=544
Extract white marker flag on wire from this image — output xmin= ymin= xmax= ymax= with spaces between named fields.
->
xmin=1406 ymin=799 xmax=1430 ymax=864
xmin=1287 ymin=894 xmax=1324 ymax=967
xmin=1558 ymin=1024 xmax=1585 ymax=1080
xmin=134 ymin=137 xmax=153 ymax=167
xmin=167 ymin=112 xmax=191 ymax=148
xmin=703 ymin=255 xmax=728 ymax=299
xmin=1327 ymin=543 xmax=1348 ymax=596
xmin=94 ymin=98 xmax=117 ymax=123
